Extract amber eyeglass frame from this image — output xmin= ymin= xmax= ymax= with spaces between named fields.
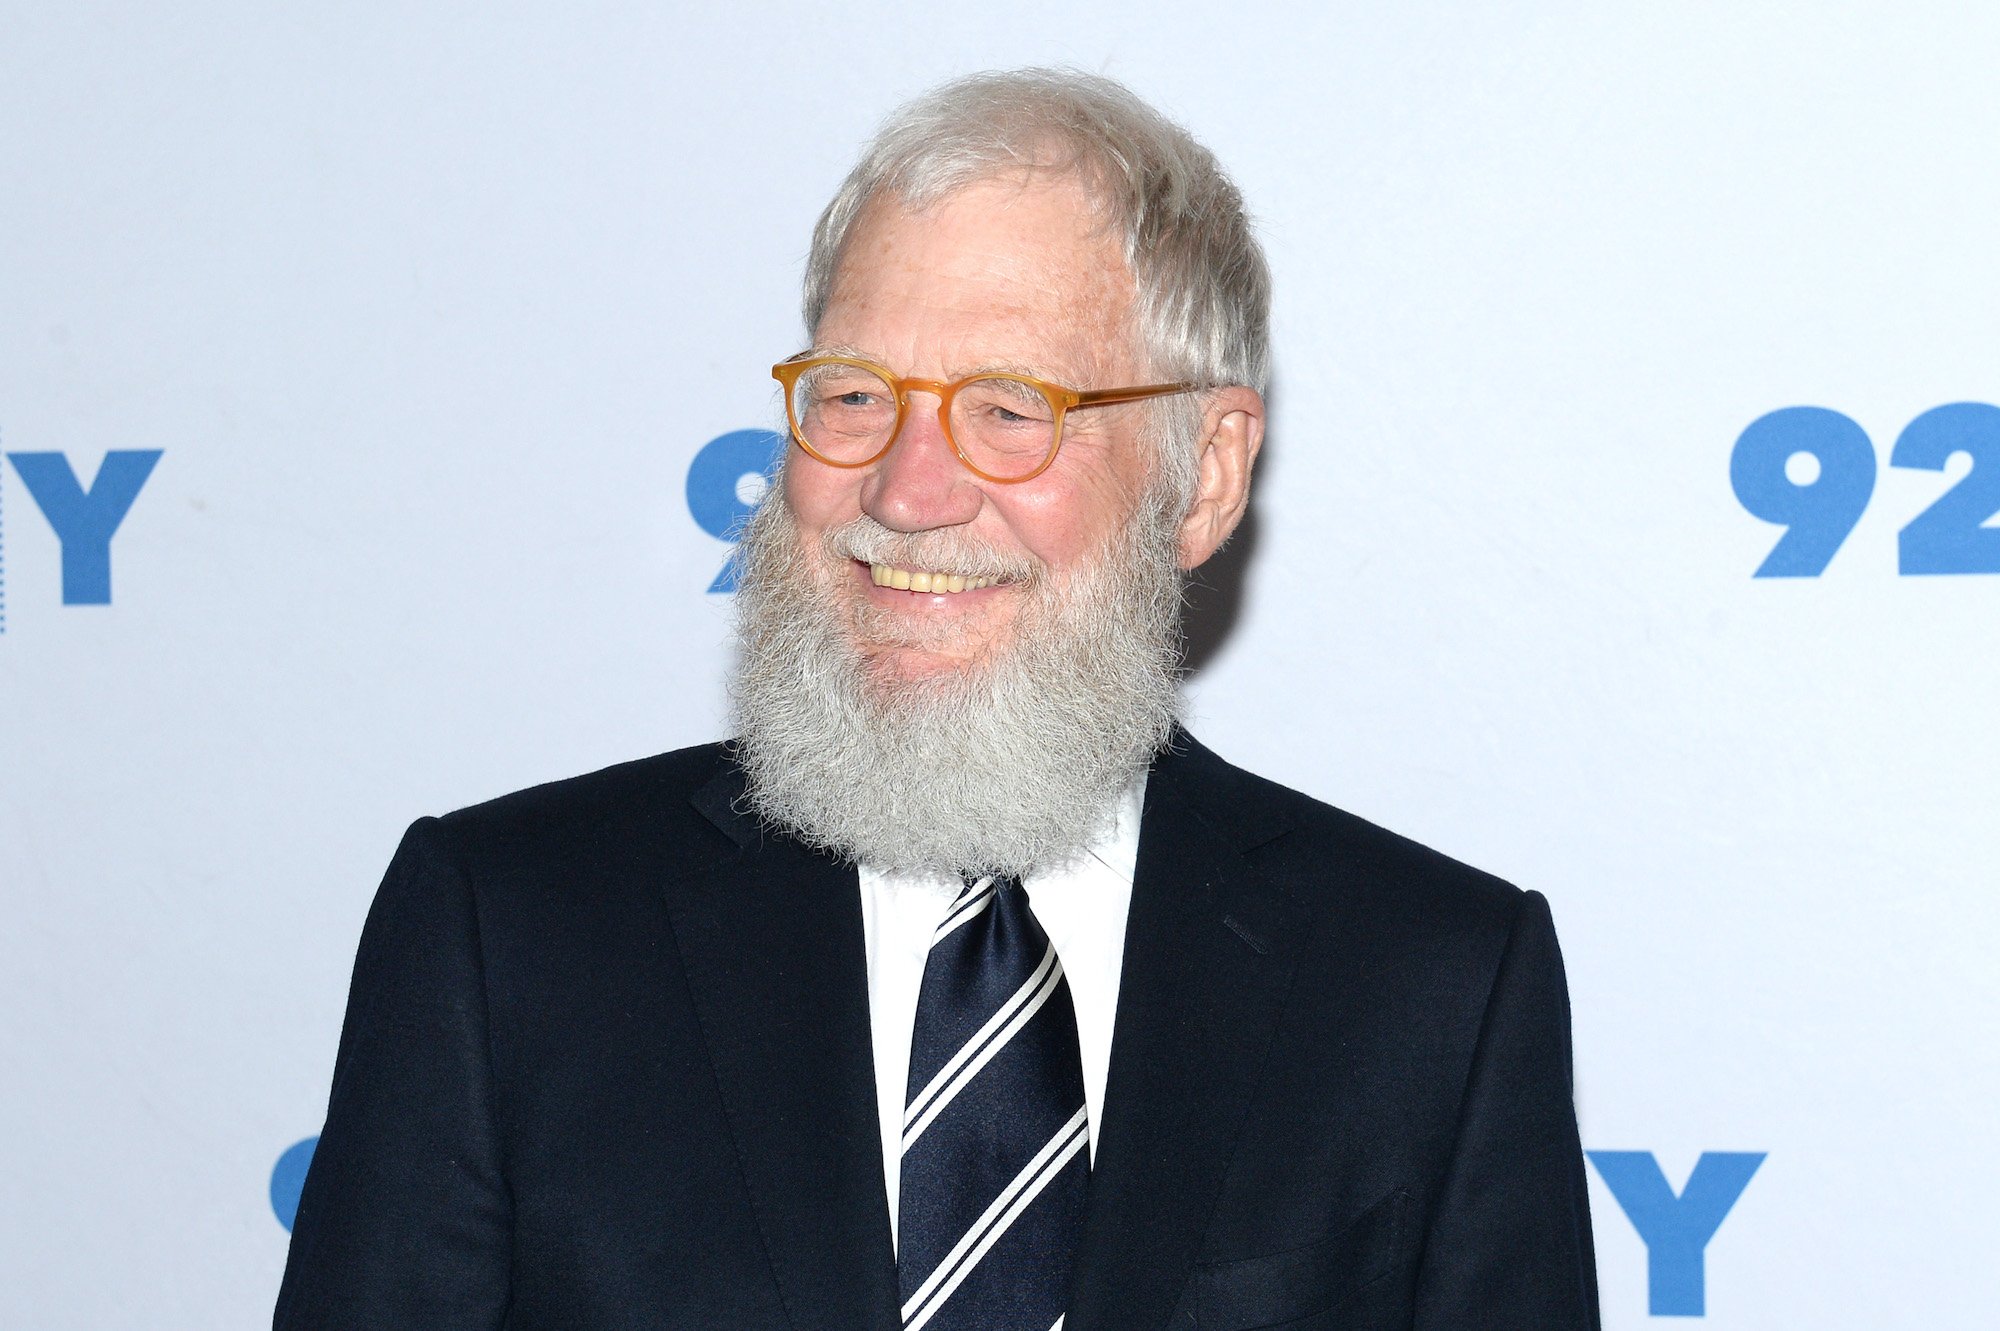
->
xmin=771 ymin=354 xmax=1200 ymax=485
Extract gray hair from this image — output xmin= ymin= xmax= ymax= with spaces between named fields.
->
xmin=804 ymin=68 xmax=1271 ymax=421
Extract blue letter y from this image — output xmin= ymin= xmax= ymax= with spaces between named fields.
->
xmin=1589 ymin=1151 xmax=1764 ymax=1316
xmin=7 ymin=450 xmax=163 ymax=604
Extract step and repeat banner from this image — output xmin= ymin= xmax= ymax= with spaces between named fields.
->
xmin=3 ymin=4 xmax=1994 ymax=1327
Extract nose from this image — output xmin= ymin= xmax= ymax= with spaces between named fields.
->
xmin=861 ymin=388 xmax=983 ymax=533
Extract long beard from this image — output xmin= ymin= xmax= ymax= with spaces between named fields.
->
xmin=728 ymin=475 xmax=1187 ymax=880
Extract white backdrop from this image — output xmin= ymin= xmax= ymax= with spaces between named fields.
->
xmin=3 ymin=3 xmax=1995 ymax=1326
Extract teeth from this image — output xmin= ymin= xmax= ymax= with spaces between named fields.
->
xmin=868 ymin=563 xmax=1000 ymax=594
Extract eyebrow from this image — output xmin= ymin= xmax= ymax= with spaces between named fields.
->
xmin=793 ymin=345 xmax=1082 ymax=387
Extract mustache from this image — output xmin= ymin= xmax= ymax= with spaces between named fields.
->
xmin=821 ymin=514 xmax=1041 ymax=583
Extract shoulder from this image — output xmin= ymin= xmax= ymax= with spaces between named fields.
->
xmin=354 ymin=743 xmax=752 ymax=978
xmin=1153 ymin=732 xmax=1538 ymax=953
xmin=397 ymin=741 xmax=744 ymax=890
xmin=436 ymin=740 xmax=733 ymax=835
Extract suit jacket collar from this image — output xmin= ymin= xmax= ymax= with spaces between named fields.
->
xmin=1065 ymin=731 xmax=1304 ymax=1331
xmin=676 ymin=734 xmax=1301 ymax=1331
xmin=670 ymin=754 xmax=902 ymax=1331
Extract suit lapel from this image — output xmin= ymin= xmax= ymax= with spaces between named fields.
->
xmin=663 ymin=762 xmax=900 ymax=1331
xmin=1067 ymin=735 xmax=1304 ymax=1331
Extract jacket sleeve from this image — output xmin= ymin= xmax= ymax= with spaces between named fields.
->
xmin=1411 ymin=889 xmax=1600 ymax=1329
xmin=273 ymin=819 xmax=513 ymax=1330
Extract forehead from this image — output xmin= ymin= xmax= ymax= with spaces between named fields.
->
xmin=817 ymin=171 xmax=1139 ymax=381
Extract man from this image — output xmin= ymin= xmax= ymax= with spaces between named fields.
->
xmin=277 ymin=69 xmax=1598 ymax=1330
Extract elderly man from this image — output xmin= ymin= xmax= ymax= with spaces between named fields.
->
xmin=277 ymin=69 xmax=1598 ymax=1331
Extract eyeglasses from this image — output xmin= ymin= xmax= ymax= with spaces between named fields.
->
xmin=771 ymin=354 xmax=1200 ymax=484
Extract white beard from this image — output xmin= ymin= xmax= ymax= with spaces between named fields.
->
xmin=728 ymin=472 xmax=1187 ymax=880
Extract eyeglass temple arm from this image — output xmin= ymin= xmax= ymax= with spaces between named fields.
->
xmin=1070 ymin=381 xmax=1201 ymax=407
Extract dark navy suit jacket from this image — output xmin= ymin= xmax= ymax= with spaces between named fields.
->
xmin=275 ymin=733 xmax=1599 ymax=1329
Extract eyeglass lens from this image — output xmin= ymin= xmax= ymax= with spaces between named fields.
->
xmin=790 ymin=362 xmax=1059 ymax=479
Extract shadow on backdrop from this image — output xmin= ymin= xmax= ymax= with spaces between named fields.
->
xmin=1182 ymin=373 xmax=1275 ymax=676
xmin=1183 ymin=501 xmax=1258 ymax=676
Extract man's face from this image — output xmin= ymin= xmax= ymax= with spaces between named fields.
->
xmin=782 ymin=171 xmax=1159 ymax=686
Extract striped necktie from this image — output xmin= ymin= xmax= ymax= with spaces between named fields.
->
xmin=896 ymin=874 xmax=1090 ymax=1331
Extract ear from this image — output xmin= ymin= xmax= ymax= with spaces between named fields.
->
xmin=1176 ymin=386 xmax=1265 ymax=570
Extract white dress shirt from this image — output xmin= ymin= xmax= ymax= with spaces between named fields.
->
xmin=857 ymin=776 xmax=1144 ymax=1250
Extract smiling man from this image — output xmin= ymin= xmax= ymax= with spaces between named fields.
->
xmin=277 ymin=70 xmax=1599 ymax=1331
xmin=733 ymin=165 xmax=1256 ymax=883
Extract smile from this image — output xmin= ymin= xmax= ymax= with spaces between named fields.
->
xmin=867 ymin=563 xmax=1004 ymax=593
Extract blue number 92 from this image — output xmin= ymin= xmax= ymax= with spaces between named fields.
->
xmin=686 ymin=429 xmax=786 ymax=592
xmin=1730 ymin=403 xmax=2000 ymax=577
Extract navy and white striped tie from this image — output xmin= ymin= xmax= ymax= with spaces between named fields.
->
xmin=896 ymin=875 xmax=1090 ymax=1331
